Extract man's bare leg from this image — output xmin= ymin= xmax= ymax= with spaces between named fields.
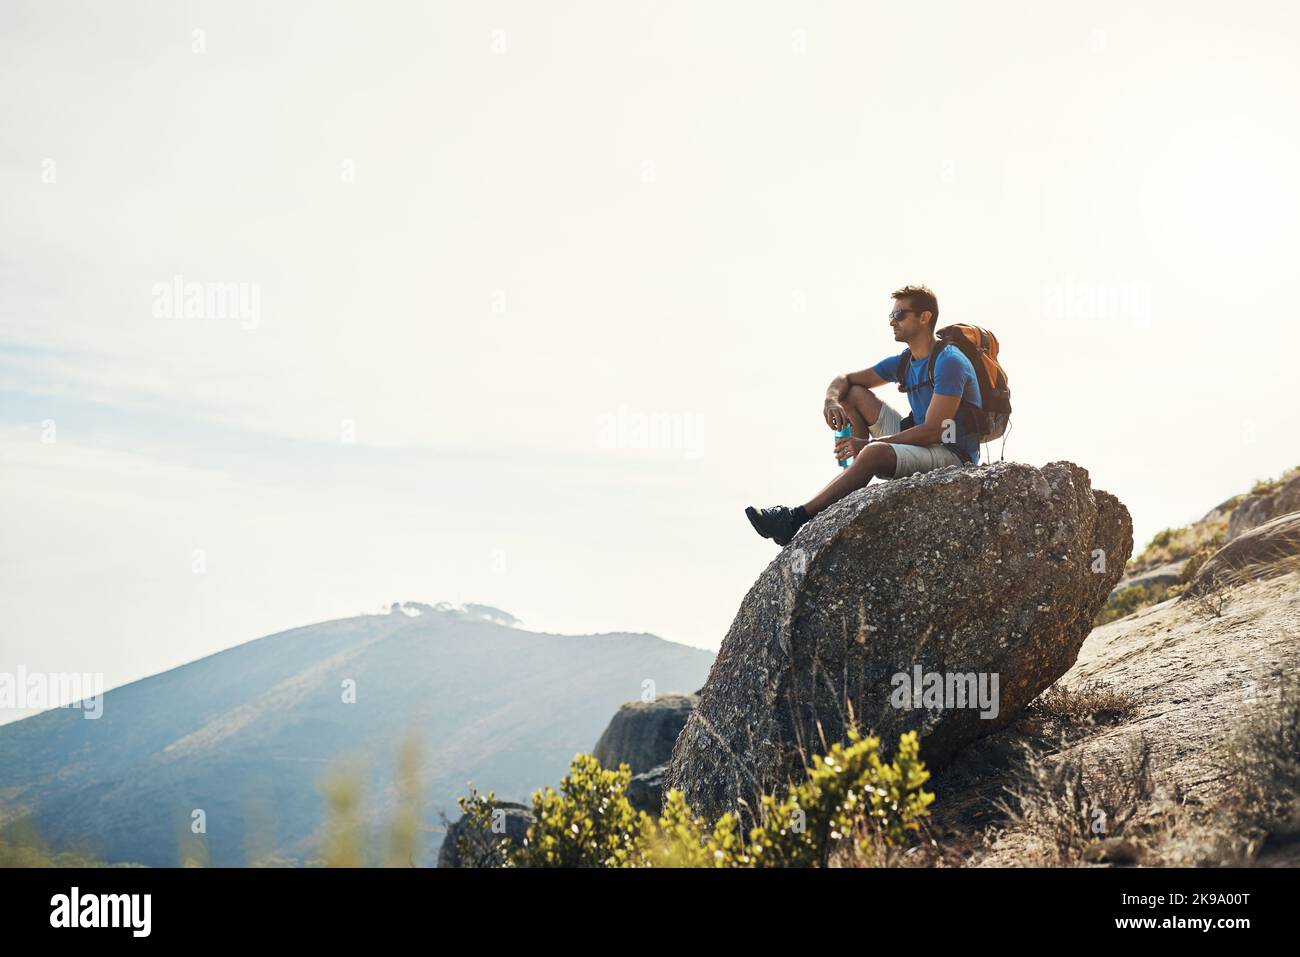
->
xmin=800 ymin=442 xmax=897 ymax=516
xmin=802 ymin=384 xmax=896 ymax=517
xmin=745 ymin=384 xmax=897 ymax=544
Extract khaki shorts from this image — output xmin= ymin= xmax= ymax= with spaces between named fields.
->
xmin=867 ymin=401 xmax=965 ymax=478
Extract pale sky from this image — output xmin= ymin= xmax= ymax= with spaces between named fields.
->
xmin=3 ymin=0 xmax=1299 ymax=724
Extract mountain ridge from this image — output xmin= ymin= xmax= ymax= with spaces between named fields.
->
xmin=0 ymin=602 xmax=713 ymax=866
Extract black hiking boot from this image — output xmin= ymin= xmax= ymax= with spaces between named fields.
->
xmin=745 ymin=505 xmax=809 ymax=546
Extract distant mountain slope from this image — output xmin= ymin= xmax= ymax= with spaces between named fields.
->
xmin=0 ymin=602 xmax=712 ymax=866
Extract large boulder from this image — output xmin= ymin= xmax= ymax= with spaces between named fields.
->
xmin=1183 ymin=510 xmax=1300 ymax=597
xmin=665 ymin=460 xmax=1131 ymax=822
xmin=592 ymin=693 xmax=698 ymax=776
xmin=437 ymin=801 xmax=534 ymax=868
xmin=1227 ymin=472 xmax=1300 ymax=542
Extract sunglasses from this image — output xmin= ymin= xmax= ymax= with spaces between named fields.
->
xmin=888 ymin=308 xmax=919 ymax=323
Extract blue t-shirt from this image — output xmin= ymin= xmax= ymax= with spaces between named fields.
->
xmin=871 ymin=345 xmax=983 ymax=464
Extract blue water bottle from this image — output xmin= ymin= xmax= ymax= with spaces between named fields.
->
xmin=835 ymin=424 xmax=853 ymax=468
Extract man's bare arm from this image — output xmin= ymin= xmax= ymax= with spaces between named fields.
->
xmin=874 ymin=391 xmax=961 ymax=447
xmin=826 ymin=368 xmax=887 ymax=403
xmin=824 ymin=368 xmax=888 ymax=430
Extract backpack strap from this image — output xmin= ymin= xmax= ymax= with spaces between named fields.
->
xmin=898 ymin=342 xmax=948 ymax=393
xmin=894 ymin=348 xmax=912 ymax=391
xmin=926 ymin=344 xmax=942 ymax=384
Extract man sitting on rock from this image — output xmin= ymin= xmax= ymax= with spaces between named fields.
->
xmin=746 ymin=284 xmax=983 ymax=546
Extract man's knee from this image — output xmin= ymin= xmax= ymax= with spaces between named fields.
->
xmin=866 ymin=442 xmax=896 ymax=477
xmin=856 ymin=441 xmax=896 ymax=478
xmin=845 ymin=384 xmax=882 ymax=420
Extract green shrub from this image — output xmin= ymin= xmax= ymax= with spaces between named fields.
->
xmin=1095 ymin=583 xmax=1167 ymax=625
xmin=1135 ymin=525 xmax=1225 ymax=569
xmin=450 ymin=790 xmax=522 ymax=868
xmin=631 ymin=789 xmax=749 ymax=867
xmin=456 ymin=731 xmax=935 ymax=868
xmin=744 ymin=729 xmax=935 ymax=867
xmin=515 ymin=754 xmax=642 ymax=868
xmin=1148 ymin=527 xmax=1179 ymax=549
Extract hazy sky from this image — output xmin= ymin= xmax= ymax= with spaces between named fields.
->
xmin=3 ymin=0 xmax=1299 ymax=724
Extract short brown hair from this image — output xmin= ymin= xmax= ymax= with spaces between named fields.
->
xmin=892 ymin=284 xmax=939 ymax=330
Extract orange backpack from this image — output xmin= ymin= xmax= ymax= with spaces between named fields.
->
xmin=895 ymin=324 xmax=1012 ymax=441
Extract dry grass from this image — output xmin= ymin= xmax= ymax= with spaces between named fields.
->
xmin=0 ymin=814 xmax=107 ymax=867
xmin=1178 ymin=547 xmax=1213 ymax=585
xmin=1185 ymin=569 xmax=1231 ymax=619
xmin=1222 ymin=671 xmax=1300 ymax=849
xmin=1184 ymin=540 xmax=1300 ymax=597
xmin=1137 ymin=669 xmax=1300 ymax=866
xmin=984 ymin=668 xmax=1300 ymax=868
xmin=1019 ymin=679 xmax=1142 ymax=743
xmin=994 ymin=735 xmax=1163 ymax=866
xmin=838 ymin=816 xmax=962 ymax=868
xmin=1249 ymin=465 xmax=1300 ymax=497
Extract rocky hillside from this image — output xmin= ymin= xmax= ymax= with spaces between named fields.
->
xmin=934 ymin=560 xmax=1300 ymax=866
xmin=1098 ymin=465 xmax=1300 ymax=623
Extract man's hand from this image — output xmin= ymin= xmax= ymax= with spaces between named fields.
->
xmin=825 ymin=368 xmax=887 ymax=431
xmin=824 ymin=399 xmax=849 ymax=431
xmin=834 ymin=433 xmax=869 ymax=460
